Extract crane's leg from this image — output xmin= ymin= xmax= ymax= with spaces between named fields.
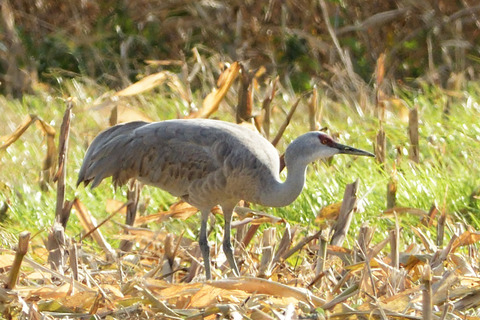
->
xmin=222 ymin=205 xmax=240 ymax=277
xmin=199 ymin=209 xmax=212 ymax=280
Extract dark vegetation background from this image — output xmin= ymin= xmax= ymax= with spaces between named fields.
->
xmin=2 ymin=0 xmax=480 ymax=97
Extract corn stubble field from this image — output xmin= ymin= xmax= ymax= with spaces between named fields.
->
xmin=1 ymin=58 xmax=480 ymax=319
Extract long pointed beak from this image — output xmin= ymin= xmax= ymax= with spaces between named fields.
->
xmin=333 ymin=142 xmax=375 ymax=157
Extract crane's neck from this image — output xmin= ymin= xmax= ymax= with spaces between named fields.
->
xmin=258 ymin=132 xmax=332 ymax=207
xmin=258 ymin=157 xmax=308 ymax=207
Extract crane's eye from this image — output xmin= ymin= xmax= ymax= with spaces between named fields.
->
xmin=319 ymin=135 xmax=333 ymax=146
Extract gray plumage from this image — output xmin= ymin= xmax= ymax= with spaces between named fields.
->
xmin=78 ymin=119 xmax=374 ymax=279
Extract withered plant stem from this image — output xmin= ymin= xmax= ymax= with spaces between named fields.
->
xmin=271 ymin=97 xmax=301 ymax=147
xmin=6 ymin=231 xmax=30 ymax=290
xmin=331 ymin=180 xmax=358 ymax=247
xmin=423 ymin=265 xmax=433 ymax=320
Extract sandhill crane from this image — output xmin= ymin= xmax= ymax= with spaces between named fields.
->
xmin=77 ymin=119 xmax=374 ymax=279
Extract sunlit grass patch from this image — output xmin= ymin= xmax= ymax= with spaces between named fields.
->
xmin=2 ymin=80 xmax=480 ymax=248
xmin=2 ymin=78 xmax=480 ymax=318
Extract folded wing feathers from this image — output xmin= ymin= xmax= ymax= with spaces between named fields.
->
xmin=77 ymin=121 xmax=149 ymax=188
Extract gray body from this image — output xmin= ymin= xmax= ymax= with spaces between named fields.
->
xmin=78 ymin=119 xmax=374 ymax=279
xmin=78 ymin=119 xmax=281 ymax=208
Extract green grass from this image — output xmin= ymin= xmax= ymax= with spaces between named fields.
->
xmin=1 ymin=80 xmax=480 ymax=254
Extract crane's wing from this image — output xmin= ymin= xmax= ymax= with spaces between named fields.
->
xmin=77 ymin=121 xmax=148 ymax=187
xmin=77 ymin=121 xmax=225 ymax=196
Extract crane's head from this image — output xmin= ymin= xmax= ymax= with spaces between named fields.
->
xmin=316 ymin=132 xmax=375 ymax=157
xmin=285 ymin=131 xmax=374 ymax=167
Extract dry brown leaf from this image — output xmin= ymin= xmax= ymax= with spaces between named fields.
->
xmin=115 ymin=71 xmax=172 ymax=97
xmin=460 ymin=277 xmax=480 ymax=287
xmin=166 ymin=74 xmax=190 ymax=103
xmin=316 ymin=202 xmax=342 ymax=224
xmin=375 ymin=53 xmax=386 ymax=87
xmin=152 ymin=281 xmax=202 ymax=300
xmin=36 ymin=117 xmax=57 ymax=174
xmin=254 ymin=66 xmax=266 ymax=79
xmin=216 ymin=62 xmax=238 ymax=87
xmin=145 ymin=60 xmax=183 ymax=66
xmin=136 ymin=285 xmax=179 ymax=316
xmin=1 ymin=114 xmax=57 ymax=185
xmin=25 ymin=271 xmax=53 ymax=282
xmin=35 ymin=116 xmax=56 ymax=136
xmin=134 ymin=202 xmax=198 ymax=226
xmin=35 ymin=291 xmax=99 ymax=313
xmin=187 ymin=286 xmax=247 ymax=308
xmin=383 ymin=207 xmax=429 ymax=218
xmin=452 ymin=231 xmax=480 ymax=252
xmin=271 ymin=97 xmax=301 ymax=147
xmin=28 ymin=283 xmax=72 ymax=300
xmin=247 ymin=216 xmax=284 ymax=225
xmin=451 ymin=255 xmax=476 ymax=276
xmin=0 ymin=253 xmax=15 ymax=269
xmin=106 ymin=199 xmax=127 ymax=215
xmin=344 ymin=259 xmax=380 ymax=272
xmin=453 ymin=287 xmax=480 ymax=311
xmin=147 ymin=277 xmax=325 ymax=308
xmin=115 ymin=227 xmax=170 ymax=246
xmin=232 ymin=207 xmax=285 ymax=227
xmin=411 ymin=227 xmax=437 ymax=252
xmin=322 ymin=283 xmax=359 ymax=310
xmin=187 ymin=62 xmax=240 ymax=119
xmin=0 ymin=114 xmax=37 ymax=150
xmin=109 ymin=105 xmax=153 ymax=125
xmin=401 ymin=254 xmax=430 ymax=276
xmin=231 ymin=216 xmax=284 ymax=228
xmin=233 ymin=207 xmax=281 ymax=220
xmin=59 ymin=291 xmax=99 ymax=311
xmin=208 ymin=277 xmax=325 ymax=307
xmin=72 ymin=199 xmax=116 ymax=259
xmin=383 ymin=97 xmax=410 ymax=122
xmin=236 ymin=63 xmax=253 ymax=123
xmin=327 ymin=245 xmax=352 ymax=255
xmin=376 ymin=287 xmax=420 ymax=312
xmin=22 ymin=256 xmax=93 ymax=293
